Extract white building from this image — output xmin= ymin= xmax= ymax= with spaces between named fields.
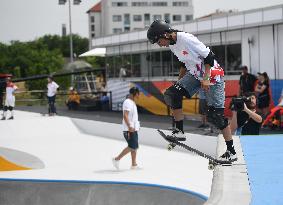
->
xmin=87 ymin=0 xmax=193 ymax=41
xmin=91 ymin=4 xmax=283 ymax=80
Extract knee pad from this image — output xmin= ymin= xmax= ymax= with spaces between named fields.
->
xmin=8 ymin=106 xmax=13 ymax=111
xmin=3 ymin=106 xmax=8 ymax=111
xmin=207 ymin=106 xmax=228 ymax=130
xmin=164 ymin=84 xmax=190 ymax=109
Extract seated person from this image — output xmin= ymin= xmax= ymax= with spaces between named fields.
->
xmin=230 ymin=92 xmax=263 ymax=135
xmin=100 ymin=92 xmax=110 ymax=111
xmin=262 ymin=88 xmax=283 ymax=128
xmin=66 ymin=87 xmax=80 ymax=110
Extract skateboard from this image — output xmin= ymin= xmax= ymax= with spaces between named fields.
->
xmin=157 ymin=129 xmax=232 ymax=170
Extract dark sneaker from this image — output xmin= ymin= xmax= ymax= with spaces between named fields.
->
xmin=171 ymin=128 xmax=186 ymax=141
xmin=198 ymin=124 xmax=205 ymax=128
xmin=219 ymin=150 xmax=238 ymax=162
xmin=8 ymin=116 xmax=14 ymax=120
xmin=1 ymin=117 xmax=5 ymax=120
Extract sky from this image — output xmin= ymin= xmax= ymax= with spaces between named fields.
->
xmin=0 ymin=0 xmax=282 ymax=43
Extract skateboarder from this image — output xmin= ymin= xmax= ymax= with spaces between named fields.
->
xmin=47 ymin=76 xmax=59 ymax=116
xmin=112 ymin=87 xmax=141 ymax=170
xmin=147 ymin=20 xmax=237 ymax=162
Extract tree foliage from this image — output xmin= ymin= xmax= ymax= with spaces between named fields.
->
xmin=0 ymin=34 xmax=92 ymax=90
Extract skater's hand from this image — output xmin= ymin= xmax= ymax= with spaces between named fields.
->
xmin=201 ymin=80 xmax=212 ymax=91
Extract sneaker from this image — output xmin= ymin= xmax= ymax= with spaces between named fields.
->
xmin=131 ymin=165 xmax=142 ymax=170
xmin=198 ymin=124 xmax=205 ymax=128
xmin=112 ymin=158 xmax=120 ymax=170
xmin=219 ymin=150 xmax=238 ymax=162
xmin=172 ymin=128 xmax=186 ymax=141
xmin=1 ymin=117 xmax=5 ymax=120
xmin=8 ymin=116 xmax=14 ymax=120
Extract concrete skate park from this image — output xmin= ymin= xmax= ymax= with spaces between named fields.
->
xmin=0 ymin=110 xmax=282 ymax=205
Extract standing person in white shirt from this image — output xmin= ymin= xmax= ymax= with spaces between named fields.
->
xmin=112 ymin=87 xmax=141 ymax=170
xmin=147 ymin=20 xmax=237 ymax=162
xmin=47 ymin=76 xmax=59 ymax=116
xmin=1 ymin=77 xmax=18 ymax=120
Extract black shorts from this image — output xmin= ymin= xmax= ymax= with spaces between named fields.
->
xmin=123 ymin=131 xmax=139 ymax=150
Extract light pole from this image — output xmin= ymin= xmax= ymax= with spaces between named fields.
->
xmin=59 ymin=0 xmax=81 ymax=63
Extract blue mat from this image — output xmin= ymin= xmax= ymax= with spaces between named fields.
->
xmin=240 ymin=135 xmax=283 ymax=205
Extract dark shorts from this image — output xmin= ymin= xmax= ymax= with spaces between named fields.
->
xmin=199 ymin=99 xmax=207 ymax=115
xmin=123 ymin=131 xmax=139 ymax=150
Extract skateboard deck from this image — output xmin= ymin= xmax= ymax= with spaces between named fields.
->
xmin=157 ymin=129 xmax=231 ymax=170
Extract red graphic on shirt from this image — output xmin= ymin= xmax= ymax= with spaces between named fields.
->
xmin=182 ymin=50 xmax=188 ymax=55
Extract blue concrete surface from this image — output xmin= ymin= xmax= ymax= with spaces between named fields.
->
xmin=240 ymin=135 xmax=283 ymax=205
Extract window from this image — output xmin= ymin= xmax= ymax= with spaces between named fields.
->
xmin=211 ymin=44 xmax=242 ymax=75
xmin=124 ymin=14 xmax=130 ymax=25
xmin=124 ymin=27 xmax=130 ymax=32
xmin=132 ymin=2 xmax=148 ymax=6
xmin=185 ymin=15 xmax=193 ymax=21
xmin=113 ymin=28 xmax=123 ymax=34
xmin=91 ymin=33 xmax=95 ymax=38
xmin=112 ymin=2 xmax=127 ymax=6
xmin=152 ymin=2 xmax=167 ymax=6
xmin=173 ymin=1 xmax=189 ymax=6
xmin=153 ymin=15 xmax=162 ymax=21
xmin=173 ymin=15 xmax=182 ymax=21
xmin=133 ymin=15 xmax=142 ymax=21
xmin=91 ymin=25 xmax=95 ymax=31
xmin=144 ymin=13 xmax=150 ymax=27
xmin=91 ymin=16 xmax=95 ymax=23
xmin=113 ymin=15 xmax=122 ymax=22
xmin=164 ymin=13 xmax=170 ymax=23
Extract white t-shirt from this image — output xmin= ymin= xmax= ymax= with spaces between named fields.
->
xmin=47 ymin=81 xmax=59 ymax=97
xmin=5 ymin=82 xmax=18 ymax=106
xmin=122 ymin=98 xmax=140 ymax=131
xmin=169 ymin=32 xmax=224 ymax=82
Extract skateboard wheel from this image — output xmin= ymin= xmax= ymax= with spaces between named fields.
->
xmin=167 ymin=144 xmax=174 ymax=151
xmin=208 ymin=162 xmax=215 ymax=170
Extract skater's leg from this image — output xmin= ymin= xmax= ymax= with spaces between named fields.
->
xmin=130 ymin=150 xmax=137 ymax=166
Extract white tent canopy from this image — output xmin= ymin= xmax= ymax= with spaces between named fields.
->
xmin=79 ymin=48 xmax=106 ymax=57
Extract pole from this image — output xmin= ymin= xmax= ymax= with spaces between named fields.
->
xmin=68 ymin=0 xmax=73 ymax=63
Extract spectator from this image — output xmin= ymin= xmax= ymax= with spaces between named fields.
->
xmin=198 ymin=88 xmax=209 ymax=128
xmin=230 ymin=92 xmax=262 ymax=135
xmin=100 ymin=92 xmax=109 ymax=111
xmin=66 ymin=87 xmax=80 ymax=110
xmin=255 ymin=72 xmax=270 ymax=117
xmin=1 ymin=77 xmax=18 ymax=120
xmin=239 ymin=66 xmax=257 ymax=96
xmin=47 ymin=76 xmax=59 ymax=116
xmin=262 ymin=88 xmax=283 ymax=128
xmin=112 ymin=87 xmax=141 ymax=170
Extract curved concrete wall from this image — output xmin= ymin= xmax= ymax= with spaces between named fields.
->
xmin=72 ymin=118 xmax=218 ymax=157
xmin=0 ymin=180 xmax=207 ymax=205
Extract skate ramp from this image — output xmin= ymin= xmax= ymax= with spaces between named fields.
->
xmin=0 ymin=180 xmax=206 ymax=205
xmin=72 ymin=118 xmax=218 ymax=157
xmin=0 ymin=110 xmax=212 ymax=205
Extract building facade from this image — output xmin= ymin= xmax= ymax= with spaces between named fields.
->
xmin=87 ymin=0 xmax=193 ymax=42
xmin=90 ymin=4 xmax=283 ymax=115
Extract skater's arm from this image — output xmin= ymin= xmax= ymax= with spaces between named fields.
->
xmin=178 ymin=66 xmax=186 ymax=80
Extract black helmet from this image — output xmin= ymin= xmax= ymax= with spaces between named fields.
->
xmin=147 ymin=20 xmax=172 ymax=44
xmin=129 ymin=87 xmax=140 ymax=96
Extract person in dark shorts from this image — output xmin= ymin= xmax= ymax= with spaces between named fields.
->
xmin=112 ymin=87 xmax=141 ymax=170
xmin=255 ymin=72 xmax=270 ymax=117
xmin=239 ymin=66 xmax=256 ymax=96
xmin=230 ymin=92 xmax=262 ymax=135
